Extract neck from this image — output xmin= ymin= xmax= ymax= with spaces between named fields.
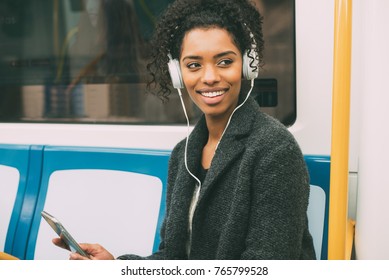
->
xmin=205 ymin=115 xmax=229 ymax=146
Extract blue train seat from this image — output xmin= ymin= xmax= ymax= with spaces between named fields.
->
xmin=305 ymin=155 xmax=330 ymax=260
xmin=0 ymin=144 xmax=43 ymax=259
xmin=25 ymin=146 xmax=170 ymax=259
xmin=2 ymin=142 xmax=330 ymax=260
xmin=0 ymin=145 xmax=27 ymax=254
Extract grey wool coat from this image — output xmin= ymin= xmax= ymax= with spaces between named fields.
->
xmin=118 ymin=97 xmax=316 ymax=260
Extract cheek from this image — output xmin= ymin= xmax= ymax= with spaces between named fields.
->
xmin=226 ymin=69 xmax=243 ymax=90
xmin=180 ymin=73 xmax=197 ymax=100
xmin=181 ymin=69 xmax=196 ymax=89
xmin=232 ymin=73 xmax=243 ymax=85
xmin=231 ymin=65 xmax=244 ymax=82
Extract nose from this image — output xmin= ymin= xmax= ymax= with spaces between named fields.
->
xmin=201 ymin=64 xmax=220 ymax=85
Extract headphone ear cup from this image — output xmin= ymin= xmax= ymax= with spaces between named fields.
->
xmin=167 ymin=57 xmax=184 ymax=89
xmin=242 ymin=49 xmax=259 ymax=80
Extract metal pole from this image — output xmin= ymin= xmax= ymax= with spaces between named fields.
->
xmin=328 ymin=0 xmax=353 ymax=260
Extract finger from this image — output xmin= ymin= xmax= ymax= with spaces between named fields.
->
xmin=69 ymin=252 xmax=90 ymax=260
xmin=79 ymin=243 xmax=101 ymax=255
xmin=52 ymin=238 xmax=70 ymax=251
xmin=79 ymin=243 xmax=89 ymax=250
xmin=78 ymin=243 xmax=114 ymax=260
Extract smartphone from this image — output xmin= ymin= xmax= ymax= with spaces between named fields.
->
xmin=41 ymin=210 xmax=89 ymax=258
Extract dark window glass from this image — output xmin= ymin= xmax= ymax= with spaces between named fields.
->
xmin=0 ymin=0 xmax=295 ymax=126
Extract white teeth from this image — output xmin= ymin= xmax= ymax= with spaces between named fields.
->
xmin=201 ymin=91 xmax=224 ymax=97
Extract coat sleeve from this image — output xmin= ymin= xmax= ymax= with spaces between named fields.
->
xmin=240 ymin=135 xmax=314 ymax=259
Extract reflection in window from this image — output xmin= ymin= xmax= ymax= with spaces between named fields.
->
xmin=0 ymin=0 xmax=295 ymax=126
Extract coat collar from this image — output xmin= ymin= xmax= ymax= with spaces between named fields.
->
xmin=186 ymin=97 xmax=259 ymax=199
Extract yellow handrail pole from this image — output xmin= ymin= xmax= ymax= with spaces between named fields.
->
xmin=328 ymin=0 xmax=353 ymax=260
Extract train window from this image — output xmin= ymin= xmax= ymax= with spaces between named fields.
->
xmin=0 ymin=0 xmax=295 ymax=126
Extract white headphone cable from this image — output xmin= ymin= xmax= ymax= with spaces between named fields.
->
xmin=214 ymin=78 xmax=255 ymax=151
xmin=177 ymin=78 xmax=255 ymax=187
xmin=177 ymin=80 xmax=255 ymax=255
xmin=177 ymin=88 xmax=202 ymax=189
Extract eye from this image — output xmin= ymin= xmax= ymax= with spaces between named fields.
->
xmin=186 ymin=62 xmax=201 ymax=69
xmin=217 ymin=59 xmax=233 ymax=67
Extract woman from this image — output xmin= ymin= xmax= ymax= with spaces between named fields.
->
xmin=54 ymin=0 xmax=316 ymax=260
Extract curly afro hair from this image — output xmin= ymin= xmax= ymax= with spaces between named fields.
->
xmin=146 ymin=0 xmax=264 ymax=101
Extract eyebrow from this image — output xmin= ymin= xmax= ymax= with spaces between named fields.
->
xmin=182 ymin=50 xmax=238 ymax=62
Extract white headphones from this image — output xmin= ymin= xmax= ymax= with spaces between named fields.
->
xmin=167 ymin=43 xmax=258 ymax=89
xmin=167 ymin=53 xmax=185 ymax=89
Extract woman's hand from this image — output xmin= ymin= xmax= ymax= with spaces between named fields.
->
xmin=52 ymin=238 xmax=115 ymax=260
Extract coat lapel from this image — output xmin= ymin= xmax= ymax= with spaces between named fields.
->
xmin=199 ymin=133 xmax=247 ymax=202
xmin=193 ymin=97 xmax=258 ymax=203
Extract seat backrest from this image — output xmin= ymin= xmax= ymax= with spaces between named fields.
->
xmin=304 ymin=155 xmax=330 ymax=260
xmin=0 ymin=164 xmax=20 ymax=251
xmin=0 ymin=145 xmax=31 ymax=257
xmin=25 ymin=146 xmax=170 ymax=259
xmin=2 ymin=144 xmax=330 ymax=260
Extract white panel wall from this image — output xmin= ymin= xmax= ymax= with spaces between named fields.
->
xmin=292 ymin=0 xmax=334 ymax=155
xmin=354 ymin=0 xmax=389 ymax=259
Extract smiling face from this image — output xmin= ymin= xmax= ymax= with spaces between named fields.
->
xmin=180 ymin=27 xmax=243 ymax=121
